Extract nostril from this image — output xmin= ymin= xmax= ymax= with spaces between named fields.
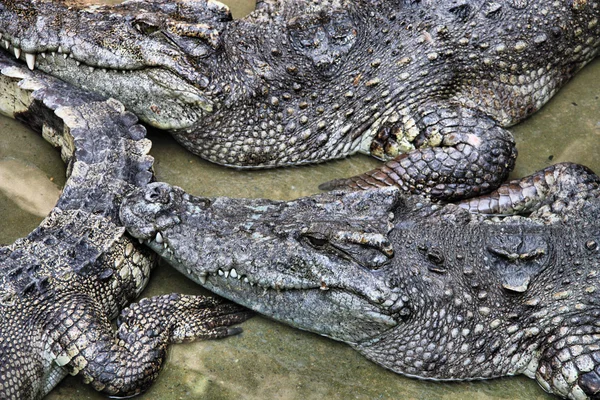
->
xmin=144 ymin=184 xmax=171 ymax=204
xmin=146 ymin=188 xmax=161 ymax=201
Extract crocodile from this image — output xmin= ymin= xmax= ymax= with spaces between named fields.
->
xmin=121 ymin=161 xmax=600 ymax=400
xmin=0 ymin=52 xmax=250 ymax=399
xmin=2 ymin=0 xmax=600 ymax=199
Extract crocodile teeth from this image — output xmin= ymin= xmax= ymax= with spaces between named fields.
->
xmin=25 ymin=53 xmax=35 ymax=70
xmin=230 ymin=268 xmax=238 ymax=279
xmin=57 ymin=46 xmax=63 ymax=53
xmin=243 ymin=277 xmax=249 ymax=283
xmin=40 ymin=52 xmax=46 ymax=59
xmin=155 ymin=232 xmax=163 ymax=244
xmin=218 ymin=269 xmax=224 ymax=276
xmin=3 ymin=40 xmax=9 ymax=49
xmin=63 ymin=53 xmax=68 ymax=60
xmin=13 ymin=47 xmax=21 ymax=60
xmin=224 ymin=270 xmax=230 ymax=278
xmin=198 ymin=273 xmax=207 ymax=285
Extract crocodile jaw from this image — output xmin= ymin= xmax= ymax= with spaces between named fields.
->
xmin=143 ymin=236 xmax=399 ymax=344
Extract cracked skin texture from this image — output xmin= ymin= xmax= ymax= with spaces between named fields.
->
xmin=0 ymin=0 xmax=599 ymax=201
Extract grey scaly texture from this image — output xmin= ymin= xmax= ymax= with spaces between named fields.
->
xmin=0 ymin=52 xmax=251 ymax=399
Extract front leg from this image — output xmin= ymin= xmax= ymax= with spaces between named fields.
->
xmin=46 ymin=293 xmax=251 ymax=398
xmin=321 ymin=106 xmax=517 ymax=201
xmin=536 ymin=323 xmax=600 ymax=400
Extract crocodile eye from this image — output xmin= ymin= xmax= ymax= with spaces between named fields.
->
xmin=133 ymin=14 xmax=162 ymax=35
xmin=305 ymin=233 xmax=329 ymax=249
xmin=135 ymin=22 xmax=159 ymax=35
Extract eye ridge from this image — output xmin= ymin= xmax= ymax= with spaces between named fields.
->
xmin=305 ymin=233 xmax=329 ymax=248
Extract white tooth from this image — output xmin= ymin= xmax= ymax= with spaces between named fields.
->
xmin=102 ymin=68 xmax=107 ymax=73
xmin=13 ymin=47 xmax=21 ymax=59
xmin=0 ymin=33 xmax=2 ymax=40
xmin=57 ymin=46 xmax=62 ymax=53
xmin=230 ymin=268 xmax=238 ymax=279
xmin=63 ymin=53 xmax=68 ymax=59
xmin=163 ymin=242 xmax=167 ymax=249
xmin=243 ymin=277 xmax=249 ymax=283
xmin=25 ymin=53 xmax=35 ymax=70
xmin=224 ymin=270 xmax=230 ymax=278
xmin=75 ymin=61 xmax=80 ymax=66
xmin=40 ymin=52 xmax=46 ymax=59
xmin=199 ymin=274 xmax=207 ymax=284
xmin=138 ymin=238 xmax=144 ymax=244
xmin=69 ymin=53 xmax=74 ymax=58
xmin=218 ymin=269 xmax=224 ymax=276
xmin=89 ymin=66 xmax=94 ymax=72
xmin=155 ymin=232 xmax=163 ymax=244
xmin=3 ymin=40 xmax=9 ymax=49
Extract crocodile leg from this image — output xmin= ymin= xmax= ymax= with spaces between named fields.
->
xmin=535 ymin=323 xmax=600 ymax=400
xmin=456 ymin=162 xmax=600 ymax=215
xmin=48 ymin=293 xmax=251 ymax=398
xmin=320 ymin=107 xmax=517 ymax=201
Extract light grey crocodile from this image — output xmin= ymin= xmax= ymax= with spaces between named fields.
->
xmin=1 ymin=0 xmax=599 ymax=199
xmin=121 ymin=162 xmax=600 ymax=400
xmin=0 ymin=52 xmax=250 ymax=399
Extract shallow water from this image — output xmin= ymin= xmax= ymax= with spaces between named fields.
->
xmin=1 ymin=1 xmax=599 ymax=399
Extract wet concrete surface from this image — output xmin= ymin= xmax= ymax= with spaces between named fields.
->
xmin=1 ymin=1 xmax=599 ymax=399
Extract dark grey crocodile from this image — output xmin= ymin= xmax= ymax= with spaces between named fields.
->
xmin=1 ymin=0 xmax=599 ymax=200
xmin=0 ymin=53 xmax=250 ymax=399
xmin=121 ymin=162 xmax=600 ymax=400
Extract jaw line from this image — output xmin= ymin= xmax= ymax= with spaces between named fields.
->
xmin=142 ymin=237 xmax=400 ymax=338
xmin=0 ymin=45 xmax=212 ymax=130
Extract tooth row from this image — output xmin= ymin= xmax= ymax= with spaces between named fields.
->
xmin=195 ymin=267 xmax=255 ymax=287
xmin=147 ymin=232 xmax=257 ymax=288
xmin=0 ymin=33 xmax=115 ymax=74
xmin=1 ymin=33 xmax=38 ymax=71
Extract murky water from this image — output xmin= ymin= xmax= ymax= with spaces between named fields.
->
xmin=1 ymin=1 xmax=599 ymax=399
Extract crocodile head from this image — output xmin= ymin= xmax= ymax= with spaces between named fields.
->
xmin=0 ymin=0 xmax=232 ymax=130
xmin=121 ymin=182 xmax=409 ymax=343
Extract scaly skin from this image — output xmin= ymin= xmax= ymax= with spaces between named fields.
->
xmin=0 ymin=52 xmax=251 ymax=399
xmin=122 ymin=162 xmax=600 ymax=399
xmin=1 ymin=0 xmax=599 ymax=199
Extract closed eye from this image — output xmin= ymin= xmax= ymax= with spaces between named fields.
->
xmin=304 ymin=233 xmax=329 ymax=249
